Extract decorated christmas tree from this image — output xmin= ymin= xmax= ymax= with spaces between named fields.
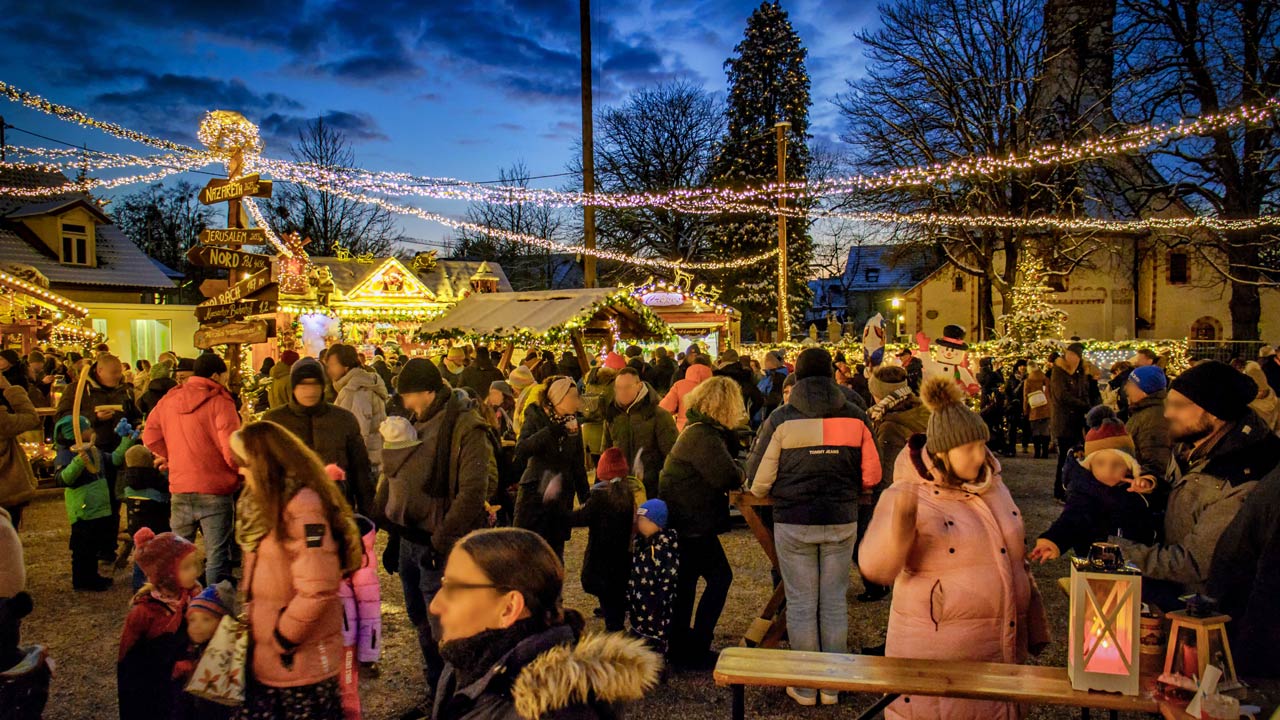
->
xmin=996 ymin=253 xmax=1067 ymax=359
xmin=710 ymin=1 xmax=813 ymax=338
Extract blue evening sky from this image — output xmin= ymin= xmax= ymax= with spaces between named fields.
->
xmin=0 ymin=0 xmax=878 ymax=248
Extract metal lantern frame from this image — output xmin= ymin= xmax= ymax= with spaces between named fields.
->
xmin=1068 ymin=559 xmax=1143 ymax=696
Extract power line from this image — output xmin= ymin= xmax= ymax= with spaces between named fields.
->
xmin=4 ymin=124 xmax=224 ymax=178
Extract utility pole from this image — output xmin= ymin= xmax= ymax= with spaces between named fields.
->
xmin=774 ymin=120 xmax=791 ymax=341
xmin=580 ymin=0 xmax=597 ymax=288
xmin=0 ymin=116 xmax=6 ymax=161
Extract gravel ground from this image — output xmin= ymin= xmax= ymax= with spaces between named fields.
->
xmin=15 ymin=453 xmax=1278 ymax=719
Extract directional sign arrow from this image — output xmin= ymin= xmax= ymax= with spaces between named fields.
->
xmin=199 ymin=268 xmax=275 ymax=307
xmin=194 ymin=320 xmax=269 ymax=349
xmin=199 ymin=228 xmax=267 ymax=246
xmin=198 ymin=174 xmax=274 ymax=205
xmin=186 ymin=245 xmax=273 ymax=274
xmin=194 ymin=298 xmax=277 ymax=323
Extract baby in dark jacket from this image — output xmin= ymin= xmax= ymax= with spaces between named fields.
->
xmin=1031 ymin=406 xmax=1157 ymax=562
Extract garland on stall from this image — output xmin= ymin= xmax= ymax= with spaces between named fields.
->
xmin=417 ymin=288 xmax=672 ymax=347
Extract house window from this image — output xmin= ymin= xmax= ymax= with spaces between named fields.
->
xmin=60 ymin=223 xmax=89 ymax=265
xmin=131 ymin=319 xmax=172 ymax=364
xmin=864 ymin=268 xmax=880 ymax=283
xmin=952 ymin=274 xmax=965 ymax=292
xmin=1168 ymin=252 xmax=1189 ymax=285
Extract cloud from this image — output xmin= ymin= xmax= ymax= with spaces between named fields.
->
xmin=317 ymin=49 xmax=421 ymax=80
xmin=85 ymin=73 xmax=303 ymax=142
xmin=259 ymin=110 xmax=389 ymax=145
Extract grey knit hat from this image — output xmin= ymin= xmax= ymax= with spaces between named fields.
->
xmin=920 ymin=376 xmax=989 ymax=454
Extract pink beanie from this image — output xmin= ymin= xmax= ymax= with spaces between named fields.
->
xmin=133 ymin=528 xmax=196 ymax=592
xmin=603 ymin=352 xmax=626 ymax=370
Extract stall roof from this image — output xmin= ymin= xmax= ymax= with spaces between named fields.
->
xmin=419 ymin=287 xmax=668 ymax=340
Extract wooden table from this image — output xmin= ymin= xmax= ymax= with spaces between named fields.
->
xmin=714 ymin=647 xmax=1160 ymax=720
xmin=729 ymin=491 xmax=787 ymax=648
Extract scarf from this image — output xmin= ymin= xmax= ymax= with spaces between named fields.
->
xmin=439 ymin=618 xmax=545 ymax=689
xmin=868 ymin=387 xmax=915 ymax=425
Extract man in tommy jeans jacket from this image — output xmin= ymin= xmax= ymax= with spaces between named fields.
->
xmin=746 ymin=347 xmax=880 ymax=706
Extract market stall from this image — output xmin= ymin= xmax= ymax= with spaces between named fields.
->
xmin=631 ymin=275 xmax=739 ymax=354
xmin=0 ymin=264 xmax=94 ymax=354
xmin=418 ymin=286 xmax=671 ymax=374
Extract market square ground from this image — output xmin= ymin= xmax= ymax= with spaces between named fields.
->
xmin=16 ymin=455 xmax=1279 ymax=719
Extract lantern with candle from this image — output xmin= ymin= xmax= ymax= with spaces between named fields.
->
xmin=1068 ymin=542 xmax=1143 ymax=695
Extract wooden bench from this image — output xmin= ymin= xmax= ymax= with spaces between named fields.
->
xmin=714 ymin=647 xmax=1159 ymax=720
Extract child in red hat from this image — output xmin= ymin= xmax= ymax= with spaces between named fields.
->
xmin=1031 ymin=406 xmax=1158 ymax=562
xmin=570 ymin=448 xmax=646 ymax=631
xmin=118 ymin=528 xmax=202 ymax=720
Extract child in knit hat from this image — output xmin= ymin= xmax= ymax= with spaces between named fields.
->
xmin=53 ymin=414 xmax=136 ymax=591
xmin=121 ymin=443 xmax=170 ymax=591
xmin=172 ymin=580 xmax=236 ymax=720
xmin=570 ymin=447 xmax=645 ymax=631
xmin=118 ymin=528 xmax=202 ymax=720
xmin=628 ymin=498 xmax=679 ymax=659
xmin=1030 ymin=406 xmax=1158 ymax=562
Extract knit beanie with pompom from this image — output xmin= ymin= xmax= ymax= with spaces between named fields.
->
xmin=133 ymin=528 xmax=196 ymax=593
xmin=921 ymin=376 xmax=989 ymax=455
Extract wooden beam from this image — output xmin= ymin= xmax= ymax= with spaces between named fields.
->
xmin=570 ymin=330 xmax=591 ymax=377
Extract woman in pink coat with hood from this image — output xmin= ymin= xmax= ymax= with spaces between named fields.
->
xmin=660 ymin=362 xmax=713 ymax=431
xmin=860 ymin=377 xmax=1049 ymax=720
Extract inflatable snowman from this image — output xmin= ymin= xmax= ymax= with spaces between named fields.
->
xmin=915 ymin=324 xmax=980 ymax=396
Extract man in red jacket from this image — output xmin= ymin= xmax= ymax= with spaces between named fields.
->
xmin=142 ymin=353 xmax=241 ymax=585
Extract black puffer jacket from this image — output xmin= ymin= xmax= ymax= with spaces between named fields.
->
xmin=262 ymin=399 xmax=374 ymax=518
xmin=55 ymin=364 xmax=140 ymax=453
xmin=433 ymin=625 xmax=660 ymax=720
xmin=1040 ymin=460 xmax=1156 ymax=556
xmin=513 ymin=401 xmax=590 ymax=545
xmin=745 ymin=377 xmax=879 ymax=526
xmin=714 ymin=362 xmax=764 ymax=420
xmin=657 ymin=409 xmax=743 ymax=539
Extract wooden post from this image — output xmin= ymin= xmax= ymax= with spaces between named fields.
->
xmin=580 ymin=0 xmax=597 ymax=288
xmin=775 ymin=121 xmax=791 ymax=341
xmin=225 ymin=148 xmax=244 ymax=396
xmin=570 ymin=330 xmax=591 ymax=377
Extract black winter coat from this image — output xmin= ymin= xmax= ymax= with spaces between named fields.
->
xmin=649 ymin=357 xmax=677 ymax=394
xmin=513 ymin=403 xmax=589 ymax=545
xmin=460 ymin=362 xmax=506 ymax=398
xmin=1209 ymin=463 xmax=1280 ymax=678
xmin=262 ymin=400 xmax=374 ymax=517
xmin=571 ymin=478 xmax=639 ymax=598
xmin=433 ymin=626 xmax=659 ymax=720
xmin=55 ymin=366 xmax=140 ymax=454
xmin=714 ymin=362 xmax=764 ymax=420
xmin=658 ymin=410 xmax=743 ymax=538
xmin=138 ymin=377 xmax=177 ymax=416
xmin=1040 ymin=460 xmax=1156 ymax=556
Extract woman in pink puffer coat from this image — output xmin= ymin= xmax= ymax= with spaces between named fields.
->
xmin=660 ymin=363 xmax=713 ymax=431
xmin=860 ymin=378 xmax=1048 ymax=720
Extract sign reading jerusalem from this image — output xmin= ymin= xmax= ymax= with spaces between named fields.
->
xmin=199 ymin=228 xmax=267 ymax=246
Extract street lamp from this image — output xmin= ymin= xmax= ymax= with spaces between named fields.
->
xmin=891 ymin=296 xmax=902 ymax=310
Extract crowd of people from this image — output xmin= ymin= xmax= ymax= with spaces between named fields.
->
xmin=0 ymin=337 xmax=1278 ymax=719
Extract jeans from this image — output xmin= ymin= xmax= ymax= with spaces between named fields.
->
xmin=399 ymin=537 xmax=444 ymax=698
xmin=671 ymin=535 xmax=732 ymax=659
xmin=170 ymin=493 xmax=235 ymax=586
xmin=775 ymin=521 xmax=858 ymax=698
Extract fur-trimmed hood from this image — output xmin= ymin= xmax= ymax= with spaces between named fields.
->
xmin=436 ymin=626 xmax=661 ymax=720
xmin=512 ymin=632 xmax=660 ymax=719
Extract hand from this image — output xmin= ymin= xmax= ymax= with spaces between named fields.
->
xmin=95 ymin=409 xmax=117 ymax=420
xmin=1128 ymin=475 xmax=1156 ymax=494
xmin=565 ymin=417 xmax=579 ymax=434
xmin=41 ymin=376 xmax=54 ymax=385
xmin=1029 ymin=538 xmax=1060 ymax=564
xmin=154 ymin=455 xmax=169 ymax=472
xmin=0 ymin=374 xmax=9 ymax=390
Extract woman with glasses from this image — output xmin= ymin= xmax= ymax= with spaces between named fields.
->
xmin=513 ymin=376 xmax=590 ymax=559
xmin=428 ymin=527 xmax=660 ymax=720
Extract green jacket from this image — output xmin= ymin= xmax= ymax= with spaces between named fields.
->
xmin=59 ymin=435 xmax=134 ymax=524
xmin=601 ymin=384 xmax=677 ymax=498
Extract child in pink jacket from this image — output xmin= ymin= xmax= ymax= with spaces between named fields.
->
xmin=660 ymin=363 xmax=712 ymax=431
xmin=860 ymin=378 xmax=1048 ymax=720
xmin=325 ymin=466 xmax=381 ymax=674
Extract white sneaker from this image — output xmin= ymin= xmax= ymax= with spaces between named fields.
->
xmin=786 ymin=687 xmax=817 ymax=707
xmin=820 ymin=691 xmax=839 ymax=706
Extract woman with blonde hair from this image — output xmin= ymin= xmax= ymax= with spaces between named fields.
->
xmin=231 ymin=420 xmax=362 ymax=719
xmin=658 ymin=376 xmax=746 ymax=668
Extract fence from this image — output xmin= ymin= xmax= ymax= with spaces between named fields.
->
xmin=1186 ymin=339 xmax=1271 ymax=363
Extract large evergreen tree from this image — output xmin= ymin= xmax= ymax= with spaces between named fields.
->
xmin=711 ymin=1 xmax=813 ymax=339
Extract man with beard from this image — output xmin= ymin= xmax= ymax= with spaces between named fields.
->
xmin=1112 ymin=361 xmax=1280 ymax=610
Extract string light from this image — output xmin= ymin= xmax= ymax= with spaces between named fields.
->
xmin=0 ymin=269 xmax=89 ymax=317
xmin=419 ymin=287 xmax=671 ymax=346
xmin=197 ymin=111 xmax=263 ymax=159
xmin=0 ymin=80 xmax=201 ymax=154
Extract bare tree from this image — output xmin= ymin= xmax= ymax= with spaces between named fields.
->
xmin=836 ymin=0 xmax=1108 ymax=337
xmin=449 ymin=161 xmax=567 ymax=290
xmin=112 ymin=180 xmax=216 ymax=302
xmin=568 ymin=81 xmax=725 ymax=285
xmin=1111 ymin=0 xmax=1280 ymax=339
xmin=271 ymin=118 xmax=402 ymax=257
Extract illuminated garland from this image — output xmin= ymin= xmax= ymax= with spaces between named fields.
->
xmin=0 ymin=80 xmax=201 ymax=154
xmin=418 ymin=288 xmax=672 ymax=346
xmin=0 ymin=269 xmax=89 ymax=317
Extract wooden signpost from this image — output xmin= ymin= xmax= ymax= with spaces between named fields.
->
xmin=198 ymin=173 xmax=273 ymax=205
xmin=187 ymin=245 xmax=273 ymax=274
xmin=198 ymin=267 xmax=274 ymax=307
xmin=195 ymin=298 xmax=277 ymax=324
xmin=199 ymin=227 xmax=267 ymax=246
xmin=194 ymin=320 xmax=269 ymax=350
